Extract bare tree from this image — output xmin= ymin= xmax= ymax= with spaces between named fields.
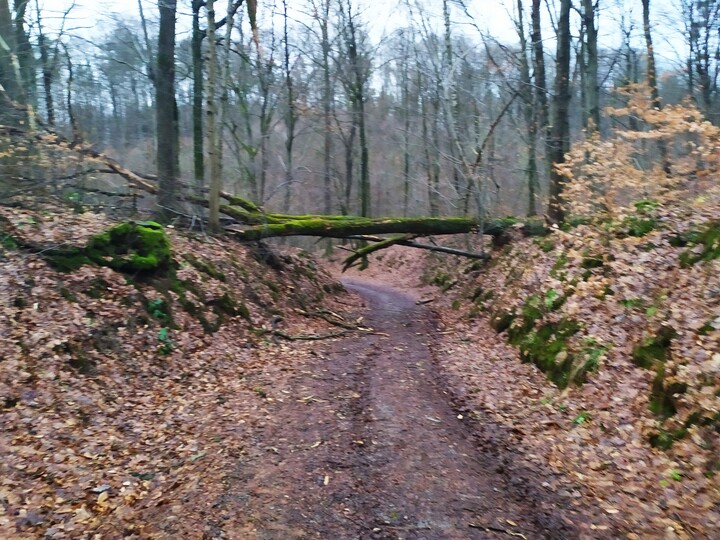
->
xmin=581 ymin=0 xmax=600 ymax=132
xmin=641 ymin=0 xmax=671 ymax=175
xmin=206 ymin=0 xmax=221 ymax=232
xmin=156 ymin=0 xmax=179 ymax=219
xmin=281 ymin=0 xmax=298 ymax=212
xmin=548 ymin=0 xmax=572 ymax=223
xmin=516 ymin=0 xmax=539 ymax=216
xmin=682 ymin=0 xmax=720 ymax=123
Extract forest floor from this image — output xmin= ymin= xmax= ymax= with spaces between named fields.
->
xmin=2 ymin=202 xmax=719 ymax=539
xmin=181 ymin=278 xmax=578 ymax=539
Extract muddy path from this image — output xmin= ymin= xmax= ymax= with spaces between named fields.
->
xmin=212 ymin=280 xmax=577 ymax=539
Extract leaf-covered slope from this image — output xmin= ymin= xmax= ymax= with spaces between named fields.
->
xmin=0 ymin=204 xmax=349 ymax=537
xmin=395 ymin=203 xmax=720 ymax=537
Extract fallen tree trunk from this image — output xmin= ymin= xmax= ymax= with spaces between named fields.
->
xmin=227 ymin=216 xmax=486 ymax=241
xmin=340 ymin=234 xmax=491 ymax=271
xmin=1 ymin=122 xmax=547 ymax=268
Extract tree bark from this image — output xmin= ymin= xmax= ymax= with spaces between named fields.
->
xmin=516 ymin=0 xmax=538 ymax=216
xmin=206 ymin=0 xmax=222 ymax=233
xmin=282 ymin=0 xmax=296 ymax=213
xmin=582 ymin=0 xmax=600 ymax=132
xmin=531 ymin=0 xmax=549 ymax=138
xmin=641 ymin=0 xmax=672 ymax=175
xmin=0 ymin=0 xmax=24 ymax=126
xmin=155 ymin=0 xmax=179 ymax=219
xmin=191 ymin=0 xmax=205 ymax=195
xmin=547 ymin=0 xmax=572 ymax=223
xmin=34 ymin=0 xmax=54 ymax=126
xmin=318 ymin=0 xmax=333 ymax=216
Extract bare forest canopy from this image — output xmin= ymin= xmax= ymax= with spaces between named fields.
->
xmin=2 ymin=0 xmax=720 ymax=258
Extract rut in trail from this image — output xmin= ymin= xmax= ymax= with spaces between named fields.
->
xmin=213 ymin=279 xmax=576 ymax=539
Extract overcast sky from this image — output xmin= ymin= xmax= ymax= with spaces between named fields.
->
xmin=35 ymin=0 xmax=687 ymax=66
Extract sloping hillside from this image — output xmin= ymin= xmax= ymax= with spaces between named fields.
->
xmin=355 ymin=201 xmax=719 ymax=537
xmin=0 ymin=203 xmax=354 ymax=538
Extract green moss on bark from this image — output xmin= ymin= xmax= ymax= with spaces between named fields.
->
xmin=679 ymin=220 xmax=720 ymax=266
xmin=86 ymin=221 xmax=171 ymax=274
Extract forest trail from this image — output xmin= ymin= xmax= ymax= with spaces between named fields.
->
xmin=213 ymin=279 xmax=575 ymax=539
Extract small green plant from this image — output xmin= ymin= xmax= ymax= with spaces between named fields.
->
xmin=157 ymin=327 xmax=173 ymax=354
xmin=580 ymin=338 xmax=608 ymax=374
xmin=539 ymin=238 xmax=556 ymax=253
xmin=626 ymin=216 xmax=656 ymax=237
xmin=544 ymin=289 xmax=560 ymax=309
xmin=253 ymin=387 xmax=268 ymax=398
xmin=678 ymin=220 xmax=720 ymax=266
xmin=550 ymin=252 xmax=569 ymax=279
xmin=669 ymin=468 xmax=683 ymax=481
xmin=0 ymin=232 xmax=17 ymax=251
xmin=147 ymin=298 xmax=170 ymax=322
xmin=619 ymin=298 xmax=645 ymax=310
xmin=573 ymin=411 xmax=592 ymax=424
xmin=634 ymin=199 xmax=660 ymax=213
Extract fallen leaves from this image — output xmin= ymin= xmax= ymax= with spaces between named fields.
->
xmin=0 ymin=204 xmax=353 ymax=538
xmin=407 ymin=183 xmax=720 ymax=536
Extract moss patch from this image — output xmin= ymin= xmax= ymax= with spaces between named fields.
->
xmin=678 ymin=220 xmax=720 ymax=266
xmin=183 ymin=253 xmax=227 ymax=282
xmin=494 ymin=292 xmax=582 ymax=388
xmin=538 ymin=238 xmax=556 ymax=253
xmin=550 ymin=251 xmax=568 ymax=279
xmin=86 ymin=221 xmax=171 ymax=274
xmin=490 ymin=311 xmax=515 ymax=333
xmin=650 ymin=427 xmax=689 ymax=450
xmin=1 ymin=231 xmax=18 ymax=251
xmin=631 ymin=326 xmax=677 ymax=369
xmin=516 ymin=319 xmax=581 ymax=389
xmin=649 ymin=364 xmax=687 ymax=420
xmin=44 ymin=249 xmax=90 ymax=272
xmin=560 ymin=215 xmax=591 ymax=231
xmin=625 ymin=216 xmax=657 ymax=237
xmin=581 ymin=253 xmax=605 ymax=270
xmin=45 ymin=222 xmax=172 ymax=275
xmin=432 ymin=272 xmax=456 ymax=292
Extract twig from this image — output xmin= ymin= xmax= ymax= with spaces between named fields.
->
xmin=272 ymin=329 xmax=351 ymax=341
xmin=468 ymin=523 xmax=528 ymax=539
xmin=296 ymin=308 xmax=361 ymax=330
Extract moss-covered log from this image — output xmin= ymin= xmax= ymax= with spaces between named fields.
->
xmin=230 ymin=216 xmax=488 ymax=242
xmin=1 ymin=216 xmax=172 ymax=275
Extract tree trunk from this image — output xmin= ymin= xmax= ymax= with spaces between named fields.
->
xmin=401 ymin=33 xmax=411 ymax=217
xmin=531 ymin=0 xmax=549 ymax=138
xmin=230 ymin=215 xmax=516 ymax=242
xmin=156 ymin=0 xmax=179 ymax=219
xmin=548 ymin=0 xmax=571 ymax=223
xmin=582 ymin=0 xmax=600 ymax=132
xmin=191 ymin=0 xmax=205 ymax=195
xmin=206 ymin=0 xmax=222 ymax=233
xmin=319 ymin=0 xmax=333 ymax=216
xmin=641 ymin=0 xmax=671 ymax=175
xmin=34 ymin=1 xmax=54 ymax=126
xmin=516 ymin=0 xmax=538 ymax=216
xmin=0 ymin=0 xmax=22 ymax=125
xmin=282 ymin=0 xmax=296 ymax=213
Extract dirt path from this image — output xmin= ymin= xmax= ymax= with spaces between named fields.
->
xmin=212 ymin=279 xmax=576 ymax=539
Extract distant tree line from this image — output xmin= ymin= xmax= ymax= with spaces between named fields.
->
xmin=1 ymin=0 xmax=719 ymax=225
